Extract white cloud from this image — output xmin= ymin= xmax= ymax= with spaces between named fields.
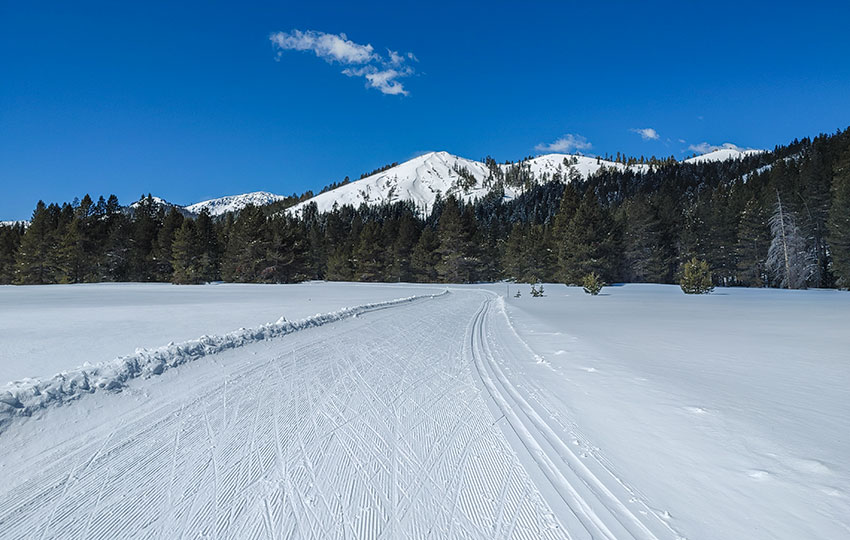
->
xmin=687 ymin=142 xmax=744 ymax=154
xmin=630 ymin=127 xmax=660 ymax=141
xmin=535 ymin=134 xmax=592 ymax=154
xmin=269 ymin=30 xmax=376 ymax=64
xmin=270 ymin=29 xmax=415 ymax=96
xmin=343 ymin=66 xmax=409 ymax=96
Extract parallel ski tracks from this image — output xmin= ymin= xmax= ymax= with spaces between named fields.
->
xmin=0 ymin=291 xmax=565 ymax=539
xmin=469 ymin=296 xmax=680 ymax=540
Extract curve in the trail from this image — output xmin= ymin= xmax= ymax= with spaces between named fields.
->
xmin=0 ymin=292 xmax=449 ymax=433
xmin=0 ymin=290 xmax=568 ymax=540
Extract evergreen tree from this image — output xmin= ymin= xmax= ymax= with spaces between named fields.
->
xmin=222 ymin=205 xmax=268 ymax=282
xmin=620 ymin=196 xmax=670 ymax=282
xmin=15 ymin=201 xmax=59 ymax=284
xmin=0 ymin=224 xmax=23 ymax=284
xmin=560 ymin=190 xmax=620 ymax=283
xmin=828 ymin=148 xmax=850 ymax=287
xmin=735 ymin=198 xmax=770 ymax=287
xmin=171 ymin=219 xmax=201 ymax=284
xmin=130 ymin=195 xmax=163 ymax=281
xmin=57 ymin=217 xmax=88 ymax=283
xmin=153 ymin=208 xmax=184 ymax=281
xmin=263 ymin=217 xmax=308 ymax=283
xmin=194 ymin=209 xmax=220 ymax=281
xmin=436 ymin=198 xmax=479 ymax=283
xmin=411 ymin=227 xmax=440 ymax=282
xmin=389 ymin=213 xmax=419 ymax=282
xmin=680 ymin=257 xmax=714 ymax=294
xmin=552 ymin=183 xmax=581 ymax=277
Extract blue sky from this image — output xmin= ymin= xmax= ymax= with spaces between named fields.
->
xmin=2 ymin=0 xmax=850 ymax=219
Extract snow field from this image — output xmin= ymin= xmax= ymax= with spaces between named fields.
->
xmin=498 ymin=283 xmax=850 ymax=539
xmin=0 ymin=291 xmax=446 ymax=433
xmin=0 ymin=281 xmax=444 ymax=383
xmin=0 ymin=290 xmax=566 ymax=539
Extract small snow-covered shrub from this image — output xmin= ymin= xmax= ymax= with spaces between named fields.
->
xmin=680 ymin=257 xmax=714 ymax=294
xmin=582 ymin=272 xmax=605 ymax=295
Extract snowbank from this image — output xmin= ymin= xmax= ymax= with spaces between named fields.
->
xmin=0 ymin=290 xmax=447 ymax=432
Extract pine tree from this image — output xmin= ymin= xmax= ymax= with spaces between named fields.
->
xmin=680 ymin=257 xmax=714 ymax=294
xmin=263 ymin=217 xmax=308 ymax=283
xmin=15 ymin=201 xmax=59 ymax=284
xmin=222 ymin=205 xmax=268 ymax=282
xmin=582 ymin=272 xmax=605 ymax=295
xmin=194 ymin=209 xmax=220 ymax=281
xmin=353 ymin=221 xmax=387 ymax=281
xmin=560 ymin=190 xmax=619 ymax=283
xmin=171 ymin=219 xmax=201 ymax=284
xmin=620 ymin=196 xmax=670 ymax=282
xmin=735 ymin=198 xmax=770 ymax=287
xmin=828 ymin=148 xmax=850 ymax=287
xmin=0 ymin=224 xmax=23 ymax=284
xmin=411 ymin=227 xmax=440 ymax=282
xmin=130 ymin=195 xmax=163 ymax=281
xmin=552 ymin=183 xmax=581 ymax=276
xmin=57 ymin=217 xmax=88 ymax=283
xmin=389 ymin=213 xmax=419 ymax=282
xmin=153 ymin=208 xmax=184 ymax=281
xmin=436 ymin=198 xmax=479 ymax=283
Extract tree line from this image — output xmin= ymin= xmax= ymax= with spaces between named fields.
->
xmin=2 ymin=127 xmax=849 ymax=288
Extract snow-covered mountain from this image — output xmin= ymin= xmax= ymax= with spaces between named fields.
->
xmin=287 ymin=148 xmax=765 ymax=215
xmin=287 ymin=151 xmax=652 ymax=215
xmin=3 ymin=147 xmax=761 ymax=224
xmin=123 ymin=191 xmax=288 ymax=218
xmin=185 ymin=191 xmax=288 ymax=217
xmin=684 ymin=146 xmax=763 ymax=164
xmin=288 ymin=152 xmax=499 ymax=216
xmin=128 ymin=196 xmax=195 ymax=217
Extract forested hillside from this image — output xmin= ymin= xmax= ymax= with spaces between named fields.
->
xmin=2 ymin=128 xmax=849 ymax=288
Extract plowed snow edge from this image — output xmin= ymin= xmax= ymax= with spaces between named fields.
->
xmin=0 ymin=290 xmax=449 ymax=432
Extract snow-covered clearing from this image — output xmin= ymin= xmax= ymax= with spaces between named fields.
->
xmin=0 ymin=282 xmax=442 ymax=383
xmin=498 ymin=283 xmax=850 ymax=540
xmin=0 ymin=282 xmax=847 ymax=539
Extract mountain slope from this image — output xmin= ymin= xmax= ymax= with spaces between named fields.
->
xmin=185 ymin=191 xmax=288 ymax=216
xmin=288 ymin=151 xmax=655 ymax=215
xmin=684 ymin=146 xmax=763 ymax=164
xmin=288 ymin=152 xmax=498 ymax=215
xmin=288 ymin=148 xmax=767 ymax=215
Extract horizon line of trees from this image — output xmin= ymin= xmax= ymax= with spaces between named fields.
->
xmin=2 ymin=127 xmax=849 ymax=289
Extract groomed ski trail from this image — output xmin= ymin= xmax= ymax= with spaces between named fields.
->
xmin=0 ymin=291 xmax=566 ymax=539
xmin=468 ymin=295 xmax=681 ymax=540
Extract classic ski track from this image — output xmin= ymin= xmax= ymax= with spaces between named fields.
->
xmin=470 ymin=294 xmax=682 ymax=540
xmin=0 ymin=290 xmax=566 ymax=539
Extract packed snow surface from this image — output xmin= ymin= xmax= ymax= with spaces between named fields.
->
xmin=0 ymin=282 xmax=846 ymax=539
xmin=0 ymin=282 xmax=442 ymax=382
xmin=185 ymin=191 xmax=288 ymax=216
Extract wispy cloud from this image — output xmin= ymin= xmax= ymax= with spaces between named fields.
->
xmin=687 ymin=142 xmax=745 ymax=154
xmin=269 ymin=29 xmax=416 ymax=96
xmin=535 ymin=134 xmax=592 ymax=154
xmin=630 ymin=127 xmax=660 ymax=141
